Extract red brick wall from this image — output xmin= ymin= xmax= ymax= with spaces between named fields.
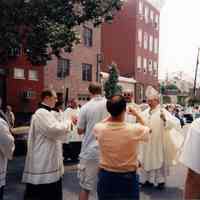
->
xmin=101 ymin=0 xmax=160 ymax=102
xmin=44 ymin=25 xmax=101 ymax=105
xmin=4 ymin=56 xmax=44 ymax=113
xmin=101 ymin=0 xmax=137 ymax=77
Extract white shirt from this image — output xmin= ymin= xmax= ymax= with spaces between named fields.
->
xmin=78 ymin=96 xmax=108 ymax=160
xmin=0 ymin=118 xmax=15 ymax=187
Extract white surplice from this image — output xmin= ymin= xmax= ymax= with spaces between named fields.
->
xmin=139 ymin=105 xmax=181 ymax=185
xmin=179 ymin=118 xmax=200 ymax=174
xmin=22 ymin=108 xmax=70 ymax=185
xmin=0 ymin=118 xmax=15 ymax=188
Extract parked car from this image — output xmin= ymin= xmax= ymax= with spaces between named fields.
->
xmin=183 ymin=113 xmax=194 ymax=124
xmin=194 ymin=113 xmax=200 ymax=120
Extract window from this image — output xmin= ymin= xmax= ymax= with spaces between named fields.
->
xmin=28 ymin=70 xmax=38 ymax=81
xmin=153 ymin=61 xmax=158 ymax=76
xmin=9 ymin=47 xmax=22 ymax=57
xmin=155 ymin=15 xmax=159 ymax=30
xmin=154 ymin=38 xmax=158 ymax=54
xmin=143 ymin=58 xmax=147 ymax=72
xmin=137 ymin=29 xmax=143 ymax=47
xmin=149 ymin=35 xmax=153 ymax=52
xmin=150 ymin=10 xmax=154 ymax=23
xmin=138 ymin=1 xmax=143 ymax=15
xmin=83 ymin=26 xmax=93 ymax=47
xmin=14 ymin=68 xmax=25 ymax=79
xmin=144 ymin=6 xmax=149 ymax=23
xmin=144 ymin=32 xmax=148 ymax=50
xmin=57 ymin=58 xmax=70 ymax=79
xmin=137 ymin=56 xmax=142 ymax=69
xmin=82 ymin=63 xmax=92 ymax=81
xmin=148 ymin=59 xmax=153 ymax=72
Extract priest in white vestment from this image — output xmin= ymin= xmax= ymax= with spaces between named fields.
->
xmin=22 ymin=90 xmax=71 ymax=200
xmin=123 ymin=90 xmax=141 ymax=124
xmin=139 ymin=86 xmax=181 ymax=189
xmin=0 ymin=116 xmax=15 ymax=200
xmin=179 ymin=118 xmax=200 ymax=199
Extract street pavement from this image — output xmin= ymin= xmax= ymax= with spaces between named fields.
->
xmin=4 ymin=125 xmax=190 ymax=200
xmin=4 ymin=156 xmax=187 ymax=200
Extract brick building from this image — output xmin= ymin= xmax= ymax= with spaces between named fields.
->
xmin=0 ymin=53 xmax=43 ymax=114
xmin=44 ymin=24 xmax=101 ymax=105
xmin=101 ymin=0 xmax=162 ymax=103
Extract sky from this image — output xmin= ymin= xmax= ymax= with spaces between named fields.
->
xmin=159 ymin=0 xmax=200 ymax=80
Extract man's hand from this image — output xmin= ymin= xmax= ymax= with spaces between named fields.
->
xmin=160 ymin=110 xmax=166 ymax=122
xmin=71 ymin=115 xmax=78 ymax=125
xmin=127 ymin=106 xmax=138 ymax=116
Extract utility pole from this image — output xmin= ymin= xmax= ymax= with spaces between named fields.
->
xmin=193 ymin=48 xmax=200 ymax=97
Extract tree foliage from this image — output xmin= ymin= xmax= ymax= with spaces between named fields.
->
xmin=0 ymin=0 xmax=123 ymax=64
xmin=104 ymin=63 xmax=122 ymax=99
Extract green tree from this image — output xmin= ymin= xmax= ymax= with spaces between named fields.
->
xmin=104 ymin=63 xmax=122 ymax=99
xmin=0 ymin=0 xmax=123 ymax=64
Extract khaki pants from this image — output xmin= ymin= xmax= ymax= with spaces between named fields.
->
xmin=78 ymin=159 xmax=99 ymax=191
xmin=184 ymin=169 xmax=200 ymax=199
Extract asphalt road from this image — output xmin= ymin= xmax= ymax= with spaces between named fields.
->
xmin=4 ymin=156 xmax=187 ymax=200
xmin=4 ymin=124 xmax=190 ymax=200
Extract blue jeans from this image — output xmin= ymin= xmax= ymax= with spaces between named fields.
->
xmin=97 ymin=169 xmax=139 ymax=200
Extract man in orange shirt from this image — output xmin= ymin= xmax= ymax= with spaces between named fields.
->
xmin=93 ymin=95 xmax=150 ymax=200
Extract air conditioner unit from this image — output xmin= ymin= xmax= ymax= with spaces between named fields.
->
xmin=23 ymin=90 xmax=35 ymax=99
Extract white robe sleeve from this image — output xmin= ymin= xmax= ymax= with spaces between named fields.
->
xmin=35 ymin=109 xmax=71 ymax=141
xmin=179 ymin=119 xmax=200 ymax=174
xmin=164 ymin=109 xmax=181 ymax=131
xmin=0 ymin=119 xmax=15 ymax=160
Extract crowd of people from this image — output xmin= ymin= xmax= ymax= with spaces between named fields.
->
xmin=0 ymin=83 xmax=200 ymax=200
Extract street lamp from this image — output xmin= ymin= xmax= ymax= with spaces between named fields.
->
xmin=193 ymin=48 xmax=200 ymax=97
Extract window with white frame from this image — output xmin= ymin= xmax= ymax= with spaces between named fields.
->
xmin=14 ymin=68 xmax=25 ymax=79
xmin=155 ymin=15 xmax=159 ymax=30
xmin=154 ymin=38 xmax=158 ymax=54
xmin=148 ymin=59 xmax=153 ymax=72
xmin=143 ymin=58 xmax=147 ymax=72
xmin=28 ymin=70 xmax=38 ymax=81
xmin=150 ymin=10 xmax=154 ymax=23
xmin=138 ymin=29 xmax=143 ymax=47
xmin=138 ymin=1 xmax=143 ymax=15
xmin=144 ymin=32 xmax=148 ymax=50
xmin=153 ymin=61 xmax=158 ymax=75
xmin=137 ymin=56 xmax=142 ymax=69
xmin=144 ymin=6 xmax=149 ymax=23
xmin=149 ymin=35 xmax=153 ymax=52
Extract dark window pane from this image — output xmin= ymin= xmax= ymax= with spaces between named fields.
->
xmin=57 ymin=59 xmax=70 ymax=79
xmin=82 ymin=63 xmax=92 ymax=81
xmin=83 ymin=27 xmax=93 ymax=47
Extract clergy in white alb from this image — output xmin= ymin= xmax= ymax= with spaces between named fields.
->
xmin=179 ymin=118 xmax=200 ymax=199
xmin=139 ymin=86 xmax=181 ymax=189
xmin=0 ymin=116 xmax=15 ymax=199
xmin=22 ymin=90 xmax=71 ymax=200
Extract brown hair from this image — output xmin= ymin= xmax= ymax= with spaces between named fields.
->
xmin=41 ymin=90 xmax=55 ymax=101
xmin=88 ymin=83 xmax=102 ymax=95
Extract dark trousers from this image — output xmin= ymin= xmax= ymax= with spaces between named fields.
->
xmin=24 ymin=179 xmax=62 ymax=200
xmin=0 ymin=187 xmax=4 ymax=200
xmin=97 ymin=169 xmax=139 ymax=200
